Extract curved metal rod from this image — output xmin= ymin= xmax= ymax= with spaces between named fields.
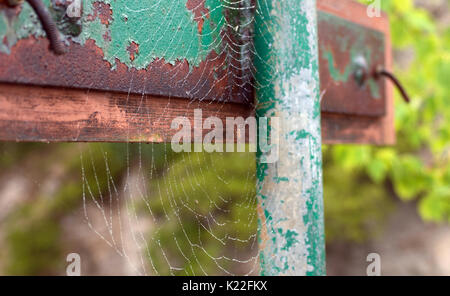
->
xmin=26 ymin=0 xmax=65 ymax=55
xmin=375 ymin=69 xmax=411 ymax=103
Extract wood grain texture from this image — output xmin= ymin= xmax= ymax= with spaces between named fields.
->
xmin=0 ymin=83 xmax=253 ymax=143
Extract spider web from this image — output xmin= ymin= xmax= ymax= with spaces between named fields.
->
xmin=78 ymin=0 xmax=278 ymax=276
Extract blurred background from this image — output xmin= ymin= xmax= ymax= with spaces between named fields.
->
xmin=0 ymin=0 xmax=449 ymax=275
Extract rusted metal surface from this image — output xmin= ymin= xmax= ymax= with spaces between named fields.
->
xmin=0 ymin=0 xmax=395 ymax=145
xmin=318 ymin=11 xmax=386 ymax=116
xmin=0 ymin=37 xmax=252 ymax=104
xmin=0 ymin=0 xmax=387 ymax=112
xmin=0 ymin=0 xmax=254 ymax=104
xmin=318 ymin=0 xmax=394 ymax=145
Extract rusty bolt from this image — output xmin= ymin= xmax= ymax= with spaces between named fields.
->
xmin=353 ymin=55 xmax=369 ymax=87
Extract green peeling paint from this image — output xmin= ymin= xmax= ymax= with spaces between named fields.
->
xmin=323 ymin=47 xmax=381 ymax=99
xmin=323 ymin=50 xmax=353 ymax=83
xmin=78 ymin=0 xmax=225 ymax=69
xmin=255 ymin=0 xmax=326 ymax=276
xmin=0 ymin=0 xmax=48 ymax=54
xmin=279 ymin=229 xmax=299 ymax=251
xmin=0 ymin=0 xmax=228 ymax=69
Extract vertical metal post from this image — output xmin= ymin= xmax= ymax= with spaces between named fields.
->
xmin=254 ymin=0 xmax=325 ymax=275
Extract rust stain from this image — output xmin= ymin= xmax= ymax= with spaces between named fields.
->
xmin=102 ymin=31 xmax=111 ymax=42
xmin=87 ymin=1 xmax=113 ymax=26
xmin=186 ymin=0 xmax=209 ymax=34
xmin=127 ymin=41 xmax=139 ymax=62
xmin=257 ymin=203 xmax=269 ymax=250
xmin=0 ymin=37 xmax=252 ymax=104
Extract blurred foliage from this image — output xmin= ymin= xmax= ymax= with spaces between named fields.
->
xmin=323 ymin=147 xmax=394 ymax=243
xmin=0 ymin=143 xmax=129 ymax=275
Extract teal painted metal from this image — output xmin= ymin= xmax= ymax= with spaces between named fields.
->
xmin=254 ymin=0 xmax=325 ymax=275
xmin=0 ymin=0 xmax=224 ymax=68
xmin=78 ymin=0 xmax=224 ymax=70
xmin=0 ymin=0 xmax=254 ymax=103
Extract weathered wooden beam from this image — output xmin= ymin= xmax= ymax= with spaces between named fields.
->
xmin=0 ymin=83 xmax=253 ymax=143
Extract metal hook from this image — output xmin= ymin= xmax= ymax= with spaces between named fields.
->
xmin=374 ymin=67 xmax=411 ymax=103
xmin=26 ymin=0 xmax=66 ymax=55
xmin=351 ymin=56 xmax=411 ymax=104
xmin=4 ymin=0 xmax=65 ymax=55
